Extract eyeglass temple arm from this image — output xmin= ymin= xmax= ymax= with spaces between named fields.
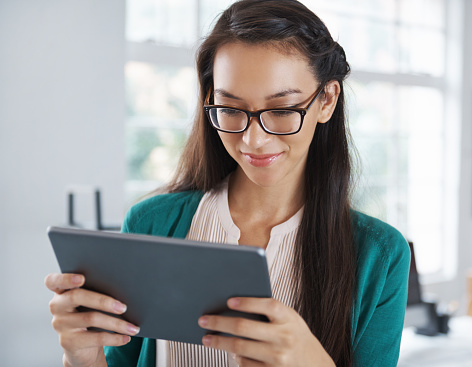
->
xmin=305 ymin=83 xmax=326 ymax=111
xmin=204 ymin=87 xmax=213 ymax=105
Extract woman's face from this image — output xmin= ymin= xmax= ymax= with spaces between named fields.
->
xmin=212 ymin=42 xmax=334 ymax=190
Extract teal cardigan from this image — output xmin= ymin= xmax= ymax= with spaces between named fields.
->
xmin=104 ymin=191 xmax=410 ymax=367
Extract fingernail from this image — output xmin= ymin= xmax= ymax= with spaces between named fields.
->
xmin=228 ymin=298 xmax=240 ymax=308
xmin=123 ymin=335 xmax=131 ymax=344
xmin=198 ymin=316 xmax=208 ymax=327
xmin=113 ymin=301 xmax=127 ymax=313
xmin=127 ymin=324 xmax=140 ymax=335
xmin=72 ymin=275 xmax=83 ymax=285
xmin=202 ymin=335 xmax=212 ymax=346
xmin=231 ymin=353 xmax=237 ymax=360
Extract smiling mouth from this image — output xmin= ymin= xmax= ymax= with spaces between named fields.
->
xmin=242 ymin=152 xmax=283 ymax=167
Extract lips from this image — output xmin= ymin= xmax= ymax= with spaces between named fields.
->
xmin=242 ymin=152 xmax=283 ymax=167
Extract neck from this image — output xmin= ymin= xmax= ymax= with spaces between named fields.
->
xmin=228 ymin=168 xmax=305 ymax=227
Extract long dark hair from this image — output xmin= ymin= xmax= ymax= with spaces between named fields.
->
xmin=166 ymin=0 xmax=355 ymax=365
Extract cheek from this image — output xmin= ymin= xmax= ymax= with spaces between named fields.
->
xmin=288 ymin=123 xmax=317 ymax=152
xmin=217 ymin=132 xmax=239 ymax=155
xmin=301 ymin=121 xmax=318 ymax=145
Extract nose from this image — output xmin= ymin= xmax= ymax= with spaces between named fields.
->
xmin=242 ymin=116 xmax=272 ymax=150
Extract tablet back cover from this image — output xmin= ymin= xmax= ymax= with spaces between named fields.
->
xmin=48 ymin=226 xmax=272 ymax=345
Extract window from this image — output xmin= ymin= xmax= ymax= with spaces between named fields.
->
xmin=124 ymin=0 xmax=232 ymax=205
xmin=313 ymin=0 xmax=461 ymax=278
xmin=125 ymin=0 xmax=461 ymax=279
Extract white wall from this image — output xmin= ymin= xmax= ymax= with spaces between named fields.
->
xmin=0 ymin=1 xmax=126 ymax=366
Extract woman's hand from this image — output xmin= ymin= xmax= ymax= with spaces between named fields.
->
xmin=44 ymin=273 xmax=140 ymax=367
xmin=198 ymin=297 xmax=335 ymax=367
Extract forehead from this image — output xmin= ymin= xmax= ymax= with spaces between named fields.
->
xmin=212 ymin=42 xmax=317 ymax=97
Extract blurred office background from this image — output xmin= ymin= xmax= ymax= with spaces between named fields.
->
xmin=0 ymin=0 xmax=471 ymax=366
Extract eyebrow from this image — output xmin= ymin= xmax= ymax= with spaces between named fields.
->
xmin=214 ymin=88 xmax=303 ymax=101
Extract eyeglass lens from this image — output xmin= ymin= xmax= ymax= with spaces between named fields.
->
xmin=208 ymin=108 xmax=301 ymax=134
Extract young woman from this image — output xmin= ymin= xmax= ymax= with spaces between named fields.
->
xmin=45 ymin=1 xmax=410 ymax=366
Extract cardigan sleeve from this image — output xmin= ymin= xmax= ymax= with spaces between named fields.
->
xmin=104 ymin=337 xmax=145 ymax=367
xmin=351 ymin=212 xmax=411 ymax=367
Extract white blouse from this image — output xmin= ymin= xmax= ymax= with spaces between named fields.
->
xmin=157 ymin=178 xmax=302 ymax=367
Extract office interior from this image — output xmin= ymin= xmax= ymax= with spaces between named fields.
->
xmin=0 ymin=1 xmax=471 ymax=366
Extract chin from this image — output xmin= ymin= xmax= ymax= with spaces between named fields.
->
xmin=241 ymin=167 xmax=286 ymax=188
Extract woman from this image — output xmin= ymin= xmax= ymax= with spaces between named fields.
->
xmin=45 ymin=0 xmax=410 ymax=366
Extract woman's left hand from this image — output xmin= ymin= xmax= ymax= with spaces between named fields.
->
xmin=198 ymin=297 xmax=335 ymax=367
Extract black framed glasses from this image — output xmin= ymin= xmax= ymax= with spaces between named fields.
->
xmin=203 ymin=83 xmax=325 ymax=135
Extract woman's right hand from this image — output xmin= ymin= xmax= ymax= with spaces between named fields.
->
xmin=44 ymin=273 xmax=140 ymax=367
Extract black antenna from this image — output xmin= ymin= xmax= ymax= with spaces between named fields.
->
xmin=68 ymin=192 xmax=75 ymax=227
xmin=95 ymin=189 xmax=103 ymax=230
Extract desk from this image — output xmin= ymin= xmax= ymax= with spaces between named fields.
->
xmin=398 ymin=316 xmax=472 ymax=367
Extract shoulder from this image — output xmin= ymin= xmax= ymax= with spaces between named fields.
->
xmin=350 ymin=211 xmax=411 ymax=365
xmin=350 ymin=210 xmax=411 ymax=317
xmin=126 ymin=191 xmax=204 ymax=222
xmin=350 ymin=210 xmax=411 ymax=323
xmin=351 ymin=210 xmax=410 ymax=271
xmin=122 ymin=190 xmax=205 ymax=238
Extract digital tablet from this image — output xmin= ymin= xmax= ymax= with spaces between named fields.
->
xmin=47 ymin=226 xmax=272 ymax=345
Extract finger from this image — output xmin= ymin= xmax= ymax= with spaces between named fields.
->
xmin=202 ymin=334 xmax=271 ymax=363
xmin=198 ymin=315 xmax=273 ymax=342
xmin=59 ymin=330 xmax=131 ymax=351
xmin=227 ymin=297 xmax=291 ymax=323
xmin=44 ymin=273 xmax=84 ymax=294
xmin=53 ymin=311 xmax=140 ymax=336
xmin=50 ymin=288 xmax=127 ymax=315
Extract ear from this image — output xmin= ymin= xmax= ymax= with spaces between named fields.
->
xmin=317 ymin=80 xmax=341 ymax=124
